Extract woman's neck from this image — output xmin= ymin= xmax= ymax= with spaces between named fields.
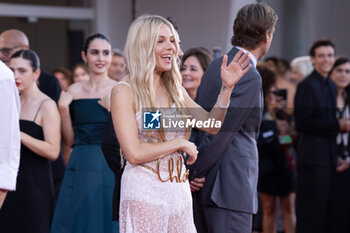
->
xmin=338 ymin=87 xmax=345 ymax=97
xmin=153 ymin=71 xmax=162 ymax=90
xmin=88 ymin=72 xmax=108 ymax=89
xmin=337 ymin=87 xmax=345 ymax=109
xmin=20 ymin=83 xmax=40 ymax=102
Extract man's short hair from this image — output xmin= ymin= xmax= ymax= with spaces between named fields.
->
xmin=309 ymin=39 xmax=335 ymax=57
xmin=112 ymin=48 xmax=123 ymax=57
xmin=231 ymin=3 xmax=278 ymax=50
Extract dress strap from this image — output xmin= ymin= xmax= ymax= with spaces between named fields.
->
xmin=116 ymin=81 xmax=131 ymax=87
xmin=33 ymin=98 xmax=50 ymax=122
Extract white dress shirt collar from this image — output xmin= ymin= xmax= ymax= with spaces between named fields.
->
xmin=235 ymin=46 xmax=257 ymax=68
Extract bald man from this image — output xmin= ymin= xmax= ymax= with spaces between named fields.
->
xmin=0 ymin=29 xmax=29 ymax=65
xmin=0 ymin=29 xmax=65 ymax=205
xmin=0 ymin=29 xmax=61 ymax=102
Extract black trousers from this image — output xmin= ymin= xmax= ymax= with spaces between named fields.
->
xmin=296 ymin=165 xmax=333 ymax=233
xmin=326 ymin=169 xmax=350 ymax=233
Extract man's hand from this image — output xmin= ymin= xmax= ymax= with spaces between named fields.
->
xmin=190 ymin=177 xmax=206 ymax=192
xmin=338 ymin=117 xmax=350 ymax=132
xmin=220 ymin=50 xmax=251 ymax=89
xmin=0 ymin=189 xmax=8 ymax=209
xmin=336 ymin=158 xmax=350 ymax=173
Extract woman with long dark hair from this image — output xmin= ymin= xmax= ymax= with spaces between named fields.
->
xmin=327 ymin=57 xmax=350 ymax=233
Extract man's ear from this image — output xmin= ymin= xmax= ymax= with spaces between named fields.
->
xmin=265 ymin=30 xmax=272 ymax=42
xmin=310 ymin=56 xmax=315 ymax=66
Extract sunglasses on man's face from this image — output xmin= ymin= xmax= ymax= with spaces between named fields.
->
xmin=0 ymin=45 xmax=21 ymax=57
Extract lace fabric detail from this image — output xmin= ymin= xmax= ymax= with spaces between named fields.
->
xmin=119 ymin=108 xmax=196 ymax=233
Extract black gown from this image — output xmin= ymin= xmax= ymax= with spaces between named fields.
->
xmin=0 ymin=120 xmax=55 ymax=233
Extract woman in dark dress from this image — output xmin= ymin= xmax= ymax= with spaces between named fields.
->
xmin=327 ymin=57 xmax=350 ymax=233
xmin=50 ymin=33 xmax=118 ymax=233
xmin=257 ymin=65 xmax=296 ymax=233
xmin=0 ymin=50 xmax=61 ymax=233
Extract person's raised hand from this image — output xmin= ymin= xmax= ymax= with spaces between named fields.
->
xmin=220 ymin=50 xmax=252 ymax=89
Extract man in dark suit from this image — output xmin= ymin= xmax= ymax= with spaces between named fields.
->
xmin=0 ymin=29 xmax=64 ymax=204
xmin=294 ymin=39 xmax=350 ymax=233
xmin=189 ymin=3 xmax=278 ymax=233
xmin=101 ymin=114 xmax=123 ymax=221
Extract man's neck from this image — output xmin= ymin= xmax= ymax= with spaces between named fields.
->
xmin=235 ymin=46 xmax=258 ymax=67
xmin=246 ymin=48 xmax=261 ymax=60
xmin=315 ymin=69 xmax=328 ymax=78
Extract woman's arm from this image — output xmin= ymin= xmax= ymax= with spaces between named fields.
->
xmin=58 ymin=89 xmax=75 ymax=163
xmin=111 ymin=83 xmax=198 ymax=165
xmin=20 ymin=100 xmax=61 ymax=161
xmin=185 ymin=50 xmax=251 ymax=134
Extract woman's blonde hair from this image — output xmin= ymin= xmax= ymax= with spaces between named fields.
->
xmin=124 ymin=14 xmax=190 ymax=142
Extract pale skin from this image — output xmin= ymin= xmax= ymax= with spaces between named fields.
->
xmin=9 ymin=57 xmax=61 ymax=161
xmin=58 ymin=38 xmax=116 ymax=164
xmin=111 ymin=24 xmax=251 ymax=167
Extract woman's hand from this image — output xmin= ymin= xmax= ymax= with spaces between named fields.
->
xmin=58 ymin=91 xmax=73 ymax=110
xmin=98 ymin=93 xmax=111 ymax=112
xmin=180 ymin=140 xmax=198 ymax=165
xmin=221 ymin=50 xmax=251 ymax=89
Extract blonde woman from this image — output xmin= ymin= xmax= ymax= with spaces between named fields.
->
xmin=111 ymin=15 xmax=251 ymax=232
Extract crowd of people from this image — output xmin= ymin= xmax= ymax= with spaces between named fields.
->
xmin=0 ymin=2 xmax=349 ymax=233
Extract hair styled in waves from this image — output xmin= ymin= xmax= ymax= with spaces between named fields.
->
xmin=123 ymin=14 xmax=190 ymax=141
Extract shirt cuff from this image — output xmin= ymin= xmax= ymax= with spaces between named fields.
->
xmin=0 ymin=163 xmax=19 ymax=191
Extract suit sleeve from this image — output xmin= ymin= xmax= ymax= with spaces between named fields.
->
xmin=101 ymin=115 xmax=122 ymax=176
xmin=294 ymin=80 xmax=339 ymax=137
xmin=39 ymin=72 xmax=61 ymax=103
xmin=190 ymin=62 xmax=261 ymax=179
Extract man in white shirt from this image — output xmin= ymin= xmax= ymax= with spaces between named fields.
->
xmin=0 ymin=60 xmax=20 ymax=209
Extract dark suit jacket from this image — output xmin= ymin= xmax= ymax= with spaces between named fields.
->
xmin=190 ymin=47 xmax=262 ymax=214
xmin=38 ymin=71 xmax=61 ymax=103
xmin=101 ymin=114 xmax=123 ymax=221
xmin=294 ymin=70 xmax=339 ymax=168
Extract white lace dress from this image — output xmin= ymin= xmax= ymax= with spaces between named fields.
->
xmin=119 ymin=109 xmax=197 ymax=233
